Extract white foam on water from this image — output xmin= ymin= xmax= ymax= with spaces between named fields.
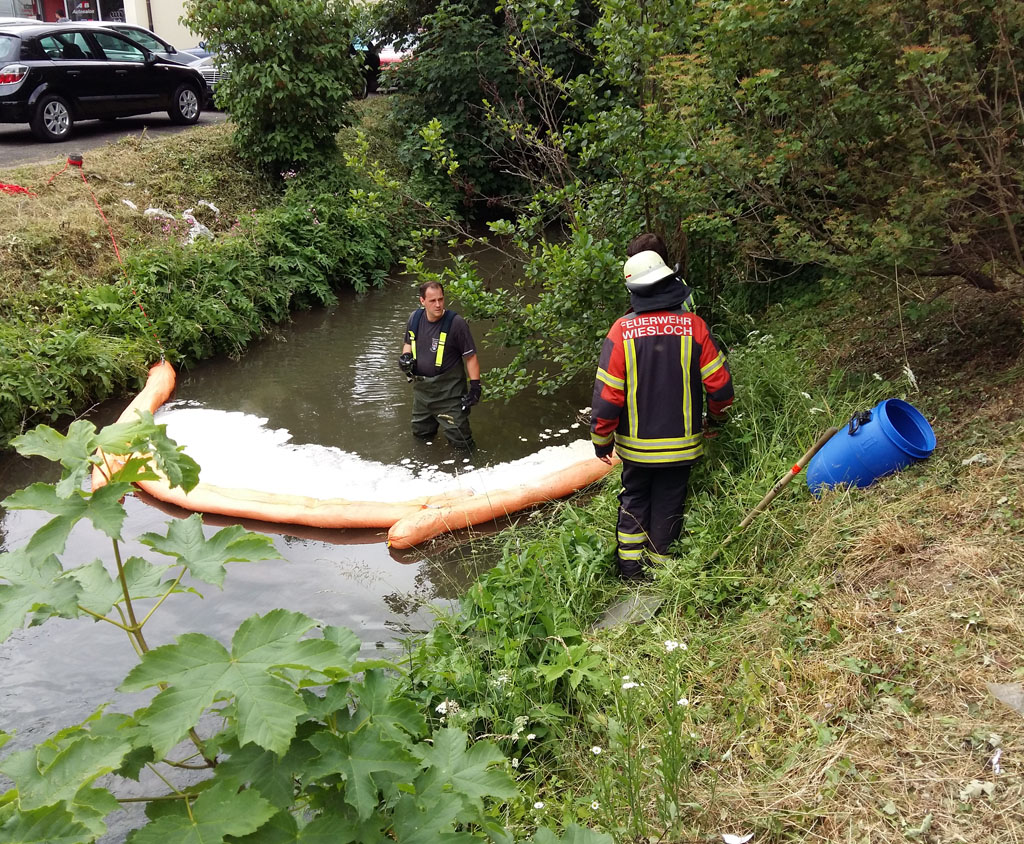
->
xmin=156 ymin=404 xmax=597 ymax=503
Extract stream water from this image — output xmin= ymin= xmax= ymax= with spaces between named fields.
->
xmin=0 ymin=265 xmax=592 ymax=763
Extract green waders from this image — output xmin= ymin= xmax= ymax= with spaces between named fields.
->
xmin=411 ymin=364 xmax=474 ymax=450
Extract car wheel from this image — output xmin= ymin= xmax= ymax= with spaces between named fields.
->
xmin=168 ymin=83 xmax=201 ymax=125
xmin=30 ymin=94 xmax=73 ymax=142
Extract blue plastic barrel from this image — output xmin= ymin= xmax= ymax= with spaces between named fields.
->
xmin=806 ymin=399 xmax=936 ymax=494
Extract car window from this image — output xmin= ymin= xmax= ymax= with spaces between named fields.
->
xmin=38 ymin=32 xmax=98 ymax=60
xmin=0 ymin=34 xmax=18 ymax=62
xmin=113 ymin=27 xmax=163 ymax=52
xmin=91 ymin=30 xmax=145 ymax=62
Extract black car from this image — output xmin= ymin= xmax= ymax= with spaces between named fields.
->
xmin=80 ymin=22 xmax=193 ymax=64
xmin=0 ymin=22 xmax=206 ymax=141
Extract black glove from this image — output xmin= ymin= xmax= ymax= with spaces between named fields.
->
xmin=461 ymin=380 xmax=481 ymax=412
xmin=398 ymin=352 xmax=415 ymax=380
xmin=703 ymin=413 xmax=726 ymax=439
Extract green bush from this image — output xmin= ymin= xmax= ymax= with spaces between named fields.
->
xmin=183 ymin=0 xmax=363 ymax=169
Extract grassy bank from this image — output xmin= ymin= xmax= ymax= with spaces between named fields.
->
xmin=401 ymin=278 xmax=1024 ymax=841
xmin=0 ymin=101 xmax=415 ymax=447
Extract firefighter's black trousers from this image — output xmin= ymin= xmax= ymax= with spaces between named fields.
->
xmin=615 ymin=461 xmax=692 ymax=578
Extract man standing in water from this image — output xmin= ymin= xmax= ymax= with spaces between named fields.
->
xmin=399 ymin=282 xmax=481 ymax=449
xmin=591 ymin=235 xmax=734 ymax=580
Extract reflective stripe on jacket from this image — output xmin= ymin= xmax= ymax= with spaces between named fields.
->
xmin=590 ymin=309 xmax=733 ymax=465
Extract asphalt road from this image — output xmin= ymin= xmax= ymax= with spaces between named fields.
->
xmin=0 ymin=109 xmax=228 ymax=169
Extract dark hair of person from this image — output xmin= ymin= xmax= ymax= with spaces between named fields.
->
xmin=418 ymin=281 xmax=444 ymax=298
xmin=626 ymin=233 xmax=669 ymax=263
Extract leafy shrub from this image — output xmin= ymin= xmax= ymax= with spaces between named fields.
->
xmin=183 ymin=0 xmax=363 ymax=169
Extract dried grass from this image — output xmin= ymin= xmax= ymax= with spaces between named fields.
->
xmin=593 ymin=399 xmax=1024 ymax=841
xmin=0 ymin=122 xmax=274 ymax=302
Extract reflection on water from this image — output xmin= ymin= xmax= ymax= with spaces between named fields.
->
xmin=0 ymin=275 xmax=591 ymax=758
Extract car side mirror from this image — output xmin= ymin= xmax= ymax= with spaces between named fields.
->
xmin=144 ymin=50 xmax=157 ymax=64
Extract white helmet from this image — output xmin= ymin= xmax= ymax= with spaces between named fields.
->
xmin=622 ymin=250 xmax=674 ymax=292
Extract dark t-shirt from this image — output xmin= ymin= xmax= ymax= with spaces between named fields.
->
xmin=405 ymin=309 xmax=476 ymax=377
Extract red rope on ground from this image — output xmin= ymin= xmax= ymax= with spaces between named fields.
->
xmin=0 ymin=182 xmax=36 ymax=196
xmin=46 ymin=160 xmax=70 ymax=184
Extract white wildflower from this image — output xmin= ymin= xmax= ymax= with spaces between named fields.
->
xmin=677 ymin=697 xmax=689 ymax=707
xmin=873 ymin=372 xmax=883 ymax=381
xmin=621 ymin=681 xmax=640 ymax=690
xmin=591 ymin=801 xmax=600 ymax=810
xmin=591 ymin=746 xmax=602 ymax=755
xmin=435 ymin=699 xmax=460 ymax=716
xmin=800 ymin=392 xmax=811 ymax=400
xmin=534 ymin=801 xmax=545 ymax=810
xmin=511 ymin=758 xmax=520 ymax=769
xmin=527 ymin=733 xmax=536 ymax=740
xmin=622 ymin=675 xmax=630 ymax=681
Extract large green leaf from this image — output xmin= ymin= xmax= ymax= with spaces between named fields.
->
xmin=225 ymin=809 xmax=299 ymax=843
xmin=300 ymin=682 xmax=352 ymax=721
xmin=215 ymin=739 xmax=317 ymax=809
xmin=297 ymin=810 xmax=388 ymax=844
xmin=11 ymin=421 xmax=98 ymax=499
xmin=306 ymin=726 xmax=420 ymax=820
xmin=121 ymin=611 xmax=359 ymax=757
xmin=3 ymin=482 xmax=129 ymax=558
xmin=412 ymin=729 xmax=517 ymax=815
xmin=96 ymin=411 xmax=201 ymax=493
xmin=66 ymin=557 xmax=172 ymax=617
xmin=69 ymin=787 xmax=121 ymax=839
xmin=127 ymin=781 xmax=275 ymax=844
xmin=390 ymin=792 xmax=472 ymax=844
xmin=0 ymin=734 xmax=129 ymax=811
xmin=0 ymin=549 xmax=81 ymax=644
xmin=0 ymin=804 xmax=91 ymax=844
xmin=139 ymin=516 xmax=279 ymax=588
xmin=335 ymin=670 xmax=426 ymax=742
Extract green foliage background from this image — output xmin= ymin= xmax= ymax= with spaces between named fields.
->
xmin=377 ymin=0 xmax=1023 ymax=395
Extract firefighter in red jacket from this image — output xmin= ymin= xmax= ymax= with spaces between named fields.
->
xmin=591 ymin=247 xmax=734 ymax=580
